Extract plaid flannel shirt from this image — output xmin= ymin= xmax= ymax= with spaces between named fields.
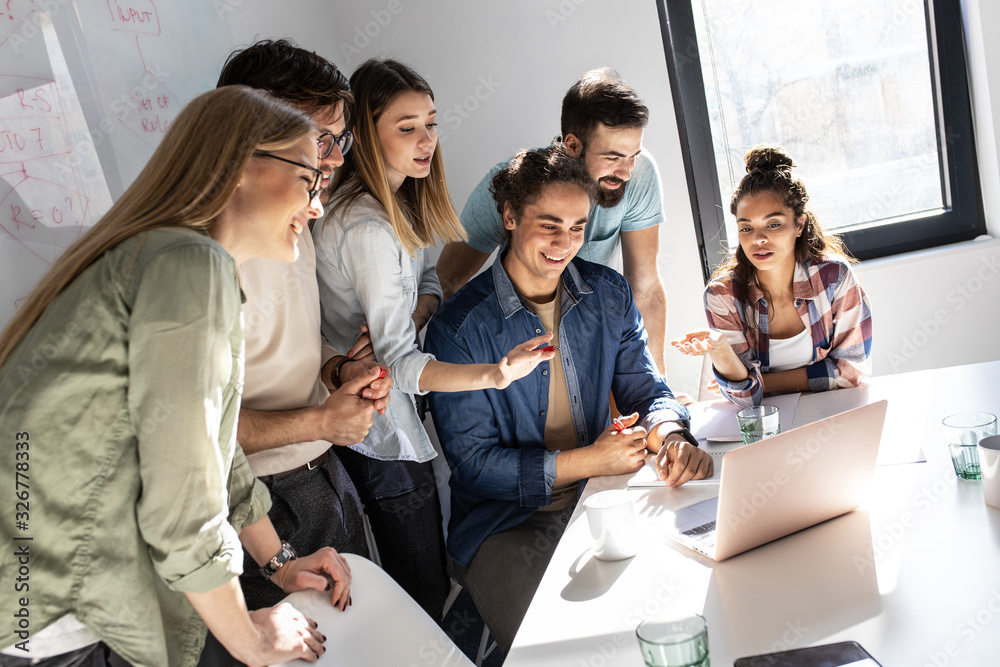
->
xmin=704 ymin=256 xmax=872 ymax=408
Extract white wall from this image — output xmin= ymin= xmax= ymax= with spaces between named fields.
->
xmin=230 ymin=0 xmax=1000 ymax=395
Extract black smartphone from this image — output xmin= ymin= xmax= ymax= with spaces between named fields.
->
xmin=733 ymin=641 xmax=881 ymax=666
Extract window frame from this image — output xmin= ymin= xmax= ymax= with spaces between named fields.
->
xmin=655 ymin=0 xmax=986 ymax=282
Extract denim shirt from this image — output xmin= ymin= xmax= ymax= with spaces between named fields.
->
xmin=426 ymin=254 xmax=689 ymax=567
xmin=314 ymin=194 xmax=443 ymax=462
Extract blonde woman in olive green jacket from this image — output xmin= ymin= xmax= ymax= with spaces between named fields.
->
xmin=0 ymin=86 xmax=349 ymax=667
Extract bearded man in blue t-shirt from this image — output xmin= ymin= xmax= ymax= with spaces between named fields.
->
xmin=437 ymin=68 xmax=674 ymax=379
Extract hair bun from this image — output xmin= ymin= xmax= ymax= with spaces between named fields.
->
xmin=745 ymin=145 xmax=794 ymax=173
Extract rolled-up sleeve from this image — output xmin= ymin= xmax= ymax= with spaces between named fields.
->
xmin=458 ymin=163 xmax=506 ymax=254
xmin=320 ymin=337 xmax=339 ymax=369
xmin=127 ymin=245 xmax=246 ymax=594
xmin=620 ymin=152 xmax=665 ymax=232
xmin=418 ymin=260 xmax=443 ymax=302
xmin=704 ymin=284 xmax=763 ymax=408
xmin=227 ymin=446 xmax=272 ymax=533
xmin=339 ymin=220 xmax=432 ymax=395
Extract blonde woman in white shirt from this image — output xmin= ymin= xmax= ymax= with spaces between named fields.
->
xmin=314 ymin=59 xmax=552 ymax=618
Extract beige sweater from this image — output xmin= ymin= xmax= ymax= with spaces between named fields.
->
xmin=239 ymin=230 xmax=338 ymax=476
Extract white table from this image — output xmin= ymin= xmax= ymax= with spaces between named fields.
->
xmin=505 ymin=361 xmax=1000 ymax=666
xmin=276 ymin=553 xmax=474 ymax=667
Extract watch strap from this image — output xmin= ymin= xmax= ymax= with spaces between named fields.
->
xmin=259 ymin=541 xmax=297 ymax=581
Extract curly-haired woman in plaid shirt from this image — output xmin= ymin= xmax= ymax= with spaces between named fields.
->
xmin=673 ymin=145 xmax=872 ymax=409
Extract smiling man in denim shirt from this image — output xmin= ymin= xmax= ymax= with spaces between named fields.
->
xmin=426 ymin=146 xmax=713 ymax=654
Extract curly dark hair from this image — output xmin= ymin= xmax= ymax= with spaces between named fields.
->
xmin=714 ymin=145 xmax=854 ymax=315
xmin=217 ymin=38 xmax=352 ymax=121
xmin=490 ymin=145 xmax=595 ymax=222
xmin=561 ymin=68 xmax=648 ymax=145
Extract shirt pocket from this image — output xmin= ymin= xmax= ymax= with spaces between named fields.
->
xmin=400 ymin=275 xmax=417 ymax=308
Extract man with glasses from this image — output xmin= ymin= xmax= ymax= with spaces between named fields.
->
xmin=319 ymin=130 xmax=353 ymax=164
xmin=215 ymin=40 xmax=390 ymax=613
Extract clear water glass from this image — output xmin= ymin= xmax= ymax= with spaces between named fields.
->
xmin=942 ymin=412 xmax=997 ymax=480
xmin=636 ymin=614 xmax=710 ymax=667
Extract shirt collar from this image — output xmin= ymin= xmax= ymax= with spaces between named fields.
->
xmin=747 ymin=261 xmax=819 ymax=304
xmin=490 ymin=249 xmax=593 ymax=318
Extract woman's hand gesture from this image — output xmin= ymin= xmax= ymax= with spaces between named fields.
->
xmin=493 ymin=334 xmax=556 ymax=390
xmin=671 ymin=329 xmax=729 ymax=357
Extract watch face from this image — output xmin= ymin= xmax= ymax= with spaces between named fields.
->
xmin=261 ymin=542 xmax=296 ymax=580
xmin=275 ymin=543 xmax=295 ymax=565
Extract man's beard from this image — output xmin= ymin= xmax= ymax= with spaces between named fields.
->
xmin=594 ymin=176 xmax=627 ymax=208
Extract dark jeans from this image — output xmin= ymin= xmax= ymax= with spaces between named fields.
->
xmin=334 ymin=446 xmax=450 ymax=620
xmin=0 ymin=643 xmax=127 ymax=667
xmin=454 ymin=506 xmax=573 ymax=655
xmin=195 ymin=632 xmax=242 ymax=667
xmin=240 ymin=449 xmax=369 ymax=610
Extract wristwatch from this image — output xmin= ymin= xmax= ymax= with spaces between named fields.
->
xmin=666 ymin=427 xmax=700 ymax=449
xmin=329 ymin=356 xmax=350 ymax=389
xmin=260 ymin=541 xmax=297 ymax=581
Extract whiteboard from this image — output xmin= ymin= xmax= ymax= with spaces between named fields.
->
xmin=0 ymin=0 xmax=237 ymax=329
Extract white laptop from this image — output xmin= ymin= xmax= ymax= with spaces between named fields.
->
xmin=651 ymin=400 xmax=887 ymax=561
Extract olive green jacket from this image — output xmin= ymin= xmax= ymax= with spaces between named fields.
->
xmin=0 ymin=229 xmax=270 ymax=666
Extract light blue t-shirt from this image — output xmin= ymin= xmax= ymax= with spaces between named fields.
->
xmin=459 ymin=145 xmax=665 ymax=265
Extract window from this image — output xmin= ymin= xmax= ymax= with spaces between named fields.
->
xmin=656 ymin=0 xmax=986 ymax=280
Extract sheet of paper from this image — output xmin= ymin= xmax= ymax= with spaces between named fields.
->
xmin=794 ymin=383 xmax=927 ymax=465
xmin=629 ymin=395 xmax=801 ymax=488
xmin=627 ymin=445 xmax=738 ymax=487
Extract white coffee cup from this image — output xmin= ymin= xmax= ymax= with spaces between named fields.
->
xmin=583 ymin=489 xmax=638 ymax=561
xmin=978 ymin=435 xmax=1000 ymax=509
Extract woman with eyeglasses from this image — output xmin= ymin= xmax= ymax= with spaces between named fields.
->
xmin=313 ymin=59 xmax=553 ymax=618
xmin=671 ymin=145 xmax=872 ymax=408
xmin=0 ymin=86 xmax=350 ymax=667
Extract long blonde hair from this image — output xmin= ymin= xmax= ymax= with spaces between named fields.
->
xmin=330 ymin=58 xmax=465 ymax=257
xmin=0 ymin=85 xmax=313 ymax=368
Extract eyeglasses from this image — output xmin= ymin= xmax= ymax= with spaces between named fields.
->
xmin=255 ymin=152 xmax=323 ymax=201
xmin=317 ymin=130 xmax=353 ymax=159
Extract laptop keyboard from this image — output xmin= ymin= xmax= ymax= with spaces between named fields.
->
xmin=682 ymin=520 xmax=716 ymax=536
xmin=681 ymin=520 xmax=717 ymax=551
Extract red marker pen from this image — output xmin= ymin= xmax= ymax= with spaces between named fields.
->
xmin=377 ymin=367 xmax=386 ymax=380
xmin=612 ymin=416 xmax=627 ymax=432
xmin=540 ymin=345 xmax=560 ymax=353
